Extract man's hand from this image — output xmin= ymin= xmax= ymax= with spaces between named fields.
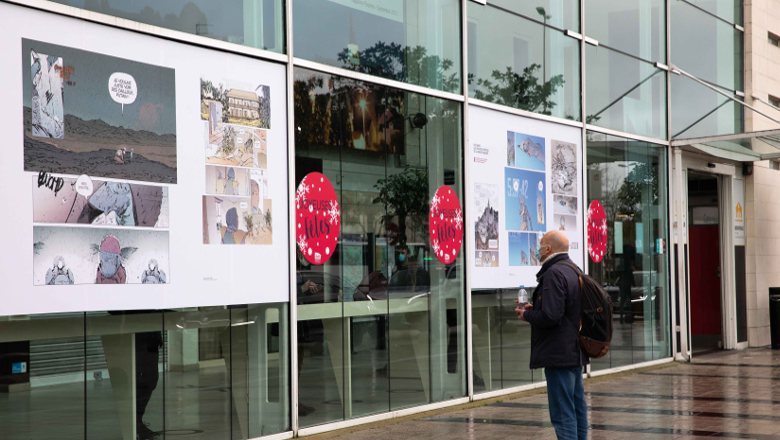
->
xmin=515 ymin=301 xmax=533 ymax=321
xmin=301 ymin=280 xmax=320 ymax=294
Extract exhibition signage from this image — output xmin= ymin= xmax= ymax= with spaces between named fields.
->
xmin=296 ymin=172 xmax=340 ymax=265
xmin=429 ymin=185 xmax=463 ymax=264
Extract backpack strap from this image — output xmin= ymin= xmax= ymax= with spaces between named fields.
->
xmin=554 ymin=261 xmax=584 ymax=333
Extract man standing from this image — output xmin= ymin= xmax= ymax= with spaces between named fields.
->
xmin=518 ymin=230 xmax=588 ymax=440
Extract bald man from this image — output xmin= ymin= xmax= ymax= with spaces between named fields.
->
xmin=517 ymin=230 xmax=588 ymax=440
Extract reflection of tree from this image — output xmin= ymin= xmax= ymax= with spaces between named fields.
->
xmin=373 ymin=166 xmax=429 ymax=250
xmin=617 ymin=163 xmax=658 ymax=220
xmin=468 ymin=65 xmax=566 ymax=117
xmin=337 ymin=43 xmax=460 ymax=93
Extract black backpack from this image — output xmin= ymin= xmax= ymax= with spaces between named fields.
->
xmin=556 ymin=262 xmax=613 ymax=359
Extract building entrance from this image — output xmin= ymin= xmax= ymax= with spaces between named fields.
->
xmin=687 ymin=171 xmax=723 ymax=352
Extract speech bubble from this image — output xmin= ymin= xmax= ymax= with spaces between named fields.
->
xmin=538 ymin=181 xmax=544 ymax=191
xmin=75 ymin=174 xmax=94 ymax=197
xmin=108 ymin=72 xmax=137 ymax=115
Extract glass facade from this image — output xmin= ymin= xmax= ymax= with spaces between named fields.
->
xmin=294 ymin=66 xmax=465 ymax=427
xmin=585 ymin=131 xmax=671 ymax=369
xmin=0 ymin=306 xmax=289 ymax=439
xmin=48 ymin=0 xmax=285 ymax=53
xmin=586 ymin=44 xmax=667 ymax=139
xmin=293 ymin=0 xmax=462 ymax=93
xmin=468 ymin=3 xmax=581 ymax=120
xmin=0 ymin=0 xmax=751 ymax=436
xmin=584 ymin=0 xmax=666 ymax=62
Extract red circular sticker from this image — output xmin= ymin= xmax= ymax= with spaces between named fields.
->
xmin=587 ymin=200 xmax=607 ymax=263
xmin=429 ymin=186 xmax=463 ymax=264
xmin=296 ymin=172 xmax=340 ymax=265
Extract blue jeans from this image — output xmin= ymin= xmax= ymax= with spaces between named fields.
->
xmin=545 ymin=367 xmax=588 ymax=440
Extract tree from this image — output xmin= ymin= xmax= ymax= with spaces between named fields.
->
xmin=337 ymin=42 xmax=460 ymax=93
xmin=264 ymin=209 xmax=272 ymax=231
xmin=373 ymin=166 xmax=429 ymax=250
xmin=469 ymin=65 xmax=566 ymax=117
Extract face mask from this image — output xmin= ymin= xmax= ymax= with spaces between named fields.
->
xmin=536 ymin=245 xmax=548 ymax=263
xmin=398 ymin=254 xmax=406 ymax=262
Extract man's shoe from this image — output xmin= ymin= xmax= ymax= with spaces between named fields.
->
xmin=137 ymin=422 xmax=159 ymax=440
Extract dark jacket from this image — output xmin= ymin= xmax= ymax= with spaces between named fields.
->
xmin=523 ymin=254 xmax=588 ymax=369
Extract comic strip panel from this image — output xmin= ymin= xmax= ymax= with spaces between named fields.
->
xmin=554 ymin=214 xmax=577 ymax=233
xmin=553 ymin=194 xmax=578 ymax=216
xmin=508 ymin=232 xmax=529 ymax=267
xmin=551 ymin=139 xmax=577 ymax=196
xmin=474 ymin=182 xmax=499 ymax=252
xmin=505 ymin=167 xmax=546 ymax=232
xmin=205 ymin=122 xmax=257 ymax=167
xmin=33 ymin=226 xmax=169 ymax=285
xmin=23 ymin=39 xmax=177 ymax=184
xmin=202 ymin=196 xmax=272 ymax=245
xmin=200 ymin=77 xmax=271 ymax=129
xmin=205 ymin=165 xmax=251 ymax=196
xmin=513 ymin=132 xmax=545 ymax=172
xmin=33 ymin=175 xmax=169 ymax=228
xmin=475 ymin=250 xmax=499 ymax=268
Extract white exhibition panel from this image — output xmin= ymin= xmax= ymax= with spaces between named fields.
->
xmin=0 ymin=3 xmax=289 ymax=315
xmin=469 ymin=106 xmax=584 ymax=289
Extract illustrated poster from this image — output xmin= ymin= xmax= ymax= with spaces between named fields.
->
xmin=468 ymin=106 xmax=584 ymax=289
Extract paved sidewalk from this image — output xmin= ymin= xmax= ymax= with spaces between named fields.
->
xmin=313 ymin=349 xmax=780 ymax=439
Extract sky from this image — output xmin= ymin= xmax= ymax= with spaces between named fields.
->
xmin=23 ymin=38 xmax=177 ymax=135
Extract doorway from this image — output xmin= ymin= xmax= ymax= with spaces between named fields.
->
xmin=687 ymin=171 xmax=722 ymax=353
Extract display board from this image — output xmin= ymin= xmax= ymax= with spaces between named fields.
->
xmin=468 ymin=106 xmax=584 ymax=289
xmin=0 ymin=2 xmax=289 ymax=315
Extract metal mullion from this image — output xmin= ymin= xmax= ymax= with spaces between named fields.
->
xmin=293 ymin=58 xmax=465 ymax=103
xmin=286 ymin=0 xmax=298 ymax=432
xmin=462 ymin=0 xmax=474 ymax=401
xmin=666 ymin=0 xmax=678 ymax=361
xmin=585 ymin=125 xmax=670 ymax=147
xmin=469 ymin=98 xmax=584 ymax=128
xmin=678 ymin=0 xmax=742 ymax=29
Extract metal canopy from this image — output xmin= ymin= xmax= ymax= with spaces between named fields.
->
xmin=669 ymin=66 xmax=780 ymax=162
xmin=671 ymin=129 xmax=780 ymax=162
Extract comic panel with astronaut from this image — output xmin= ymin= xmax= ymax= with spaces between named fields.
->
xmin=474 ymin=182 xmax=499 ymax=267
xmin=33 ymin=176 xmax=169 ymax=228
xmin=33 ymin=226 xmax=169 ymax=285
xmin=23 ymin=39 xmax=177 ymax=184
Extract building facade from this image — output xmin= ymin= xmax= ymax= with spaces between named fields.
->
xmin=0 ymin=0 xmax=777 ymax=439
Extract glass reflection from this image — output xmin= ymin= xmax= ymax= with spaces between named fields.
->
xmin=293 ymin=0 xmax=461 ymax=93
xmin=586 ymin=45 xmax=666 ymax=140
xmin=48 ymin=0 xmax=284 ymax=53
xmin=671 ymin=1 xmax=743 ymax=91
xmin=0 ymin=313 xmax=85 ymax=440
xmin=586 ymin=131 xmax=671 ymax=370
xmin=468 ymin=4 xmax=581 ymax=120
xmin=490 ymin=0 xmax=580 ymax=31
xmin=671 ymin=74 xmax=743 ymax=139
xmin=294 ymin=67 xmax=465 ymax=427
xmin=584 ymin=0 xmax=665 ymax=62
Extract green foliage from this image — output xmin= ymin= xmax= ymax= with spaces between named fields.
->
xmin=373 ymin=166 xmax=429 ymax=250
xmin=616 ymin=162 xmax=658 ymax=220
xmin=264 ymin=209 xmax=272 ymax=230
xmin=219 ymin=125 xmax=237 ymax=157
xmin=470 ymin=64 xmax=564 ymax=116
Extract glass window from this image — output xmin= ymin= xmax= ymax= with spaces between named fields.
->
xmin=47 ymin=0 xmax=285 ymax=53
xmin=586 ymin=45 xmax=667 ymax=140
xmin=468 ymin=4 xmax=581 ymax=121
xmin=0 ymin=313 xmax=85 ymax=440
xmin=685 ymin=0 xmax=742 ymax=25
xmin=671 ymin=1 xmax=743 ymax=91
xmin=584 ymin=0 xmax=666 ymax=62
xmin=586 ymin=131 xmax=671 ymax=370
xmin=489 ymin=0 xmax=580 ymax=32
xmin=294 ymin=67 xmax=465 ymax=427
xmin=670 ymin=74 xmax=743 ymax=139
xmin=293 ymin=0 xmax=461 ymax=93
xmin=471 ymin=288 xmax=537 ymax=395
